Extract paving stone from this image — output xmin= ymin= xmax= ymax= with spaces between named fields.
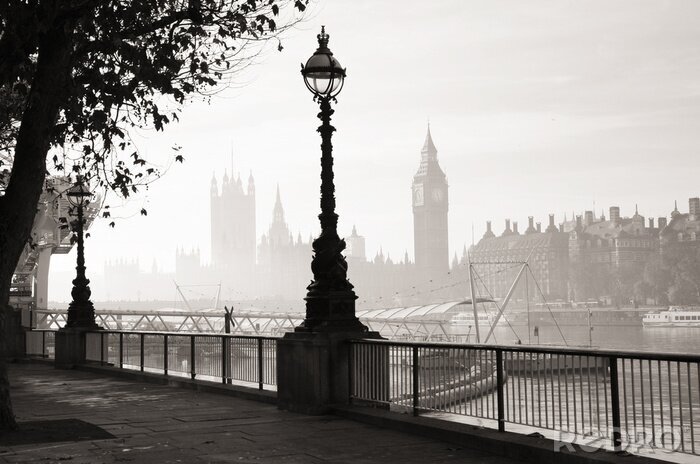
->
xmin=5 ymin=364 xmax=525 ymax=464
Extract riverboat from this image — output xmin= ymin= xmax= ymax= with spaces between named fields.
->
xmin=642 ymin=306 xmax=700 ymax=327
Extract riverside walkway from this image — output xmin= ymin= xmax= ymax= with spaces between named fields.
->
xmin=2 ymin=363 xmax=521 ymax=464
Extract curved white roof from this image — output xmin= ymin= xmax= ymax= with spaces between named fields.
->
xmin=356 ymin=301 xmax=471 ymax=321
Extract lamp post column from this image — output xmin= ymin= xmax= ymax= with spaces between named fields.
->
xmin=277 ymin=27 xmax=384 ymax=415
xmin=56 ymin=178 xmax=101 ymax=368
xmin=66 ymin=201 xmax=98 ymax=329
xmin=301 ymin=96 xmax=364 ymax=331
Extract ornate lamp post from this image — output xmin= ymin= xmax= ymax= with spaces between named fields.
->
xmin=278 ymin=26 xmax=379 ymax=414
xmin=65 ymin=177 xmax=99 ymax=329
xmin=299 ymin=26 xmax=366 ymax=332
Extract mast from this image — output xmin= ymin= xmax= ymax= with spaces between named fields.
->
xmin=214 ymin=282 xmax=221 ymax=310
xmin=174 ymin=280 xmax=192 ymax=311
xmin=484 ymin=248 xmax=535 ymax=344
xmin=484 ymin=263 xmax=528 ymax=343
xmin=526 ymin=270 xmax=531 ymax=344
xmin=467 ymin=253 xmax=480 ymax=343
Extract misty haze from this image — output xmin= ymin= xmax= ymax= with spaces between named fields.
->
xmin=3 ymin=1 xmax=700 ymax=462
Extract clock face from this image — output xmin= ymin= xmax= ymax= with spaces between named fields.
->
xmin=432 ymin=188 xmax=444 ymax=203
xmin=413 ymin=185 xmax=424 ymax=206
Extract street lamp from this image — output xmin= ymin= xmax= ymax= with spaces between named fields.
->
xmin=65 ymin=176 xmax=99 ymax=329
xmin=299 ymin=26 xmax=365 ymax=332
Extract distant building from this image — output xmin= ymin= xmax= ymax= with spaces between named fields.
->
xmin=257 ymin=186 xmax=312 ymax=300
xmin=100 ymin=129 xmax=700 ymax=308
xmin=210 ymin=169 xmax=256 ymax=288
xmin=469 ymin=215 xmax=569 ymax=300
xmin=412 ymin=125 xmax=449 ymax=280
xmin=660 ymin=198 xmax=700 ymax=254
xmin=567 ymin=206 xmax=658 ymax=269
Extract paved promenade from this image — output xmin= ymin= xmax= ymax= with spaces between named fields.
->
xmin=1 ymin=363 xmax=522 ymax=463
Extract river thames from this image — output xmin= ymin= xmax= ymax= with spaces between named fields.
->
xmin=486 ymin=325 xmax=700 ymax=353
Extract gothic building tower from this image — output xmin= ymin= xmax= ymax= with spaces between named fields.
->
xmin=257 ymin=185 xmax=311 ymax=300
xmin=412 ymin=125 xmax=449 ymax=279
xmin=209 ymin=169 xmax=256 ymax=280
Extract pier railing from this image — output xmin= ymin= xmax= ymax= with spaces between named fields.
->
xmin=350 ymin=339 xmax=700 ymax=456
xmin=82 ymin=331 xmax=278 ymax=389
xmin=25 ymin=329 xmax=700 ymax=456
xmin=25 ymin=329 xmax=56 ymax=359
xmin=26 ymin=329 xmax=277 ymax=389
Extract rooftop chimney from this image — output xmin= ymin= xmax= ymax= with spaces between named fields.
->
xmin=576 ymin=215 xmax=583 ymax=230
xmin=658 ymin=217 xmax=667 ymax=229
xmin=526 ymin=216 xmax=536 ymax=234
xmin=502 ymin=219 xmax=512 ymax=237
xmin=545 ymin=214 xmax=557 ymax=233
xmin=536 ymin=222 xmax=542 ymax=233
xmin=513 ymin=221 xmax=520 ymax=235
xmin=649 ymin=218 xmax=655 ymax=229
xmin=584 ymin=210 xmax=594 ymax=227
xmin=483 ymin=220 xmax=495 ymax=239
xmin=610 ymin=206 xmax=621 ymax=226
xmin=690 ymin=198 xmax=700 ymax=221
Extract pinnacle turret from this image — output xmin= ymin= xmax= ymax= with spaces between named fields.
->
xmin=210 ymin=171 xmax=218 ymax=196
xmin=421 ymin=123 xmax=437 ymax=158
xmin=273 ymin=184 xmax=285 ymax=224
xmin=247 ymin=170 xmax=255 ymax=195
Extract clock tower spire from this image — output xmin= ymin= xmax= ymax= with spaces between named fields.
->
xmin=412 ymin=124 xmax=449 ymax=281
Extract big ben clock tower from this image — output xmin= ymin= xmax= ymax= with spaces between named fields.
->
xmin=412 ymin=125 xmax=449 ymax=279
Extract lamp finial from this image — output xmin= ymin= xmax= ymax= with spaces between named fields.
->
xmin=317 ymin=25 xmax=329 ymax=49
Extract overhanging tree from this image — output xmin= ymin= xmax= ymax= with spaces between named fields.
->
xmin=0 ymin=0 xmax=307 ymax=430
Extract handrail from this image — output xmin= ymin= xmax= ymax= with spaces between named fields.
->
xmin=349 ymin=338 xmax=700 ymax=363
xmin=349 ymin=338 xmax=700 ymax=456
xmin=85 ymin=329 xmax=279 ymax=341
xmin=81 ymin=330 xmax=277 ymax=389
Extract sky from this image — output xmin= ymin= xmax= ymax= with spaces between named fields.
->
xmin=48 ymin=0 xmax=700 ymax=301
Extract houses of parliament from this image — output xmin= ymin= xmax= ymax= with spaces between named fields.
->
xmin=105 ymin=126 xmax=451 ymax=307
xmin=103 ymin=121 xmax=700 ymax=307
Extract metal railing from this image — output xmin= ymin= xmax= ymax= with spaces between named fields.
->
xmin=33 ymin=309 xmax=459 ymax=342
xmin=350 ymin=339 xmax=700 ymax=456
xmin=25 ymin=330 xmax=56 ymax=359
xmin=34 ymin=309 xmax=300 ymax=336
xmin=83 ymin=331 xmax=277 ymax=389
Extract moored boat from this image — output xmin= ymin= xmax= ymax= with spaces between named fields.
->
xmin=643 ymin=306 xmax=700 ymax=327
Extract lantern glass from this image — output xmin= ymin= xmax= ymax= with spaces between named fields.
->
xmin=67 ymin=180 xmax=91 ymax=208
xmin=303 ymin=55 xmax=344 ymax=97
xmin=301 ymin=27 xmax=346 ymax=98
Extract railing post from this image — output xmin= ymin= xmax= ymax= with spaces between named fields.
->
xmin=258 ymin=338 xmax=264 ymax=390
xmin=221 ymin=336 xmax=227 ymax=385
xmin=609 ymin=356 xmax=622 ymax=451
xmin=100 ymin=332 xmax=104 ymax=365
xmin=140 ymin=333 xmax=145 ymax=372
xmin=119 ymin=332 xmax=123 ymax=369
xmin=226 ymin=337 xmax=232 ymax=385
xmin=163 ymin=334 xmax=168 ymax=376
xmin=412 ymin=345 xmax=419 ymax=416
xmin=348 ymin=341 xmax=354 ymax=404
xmin=190 ymin=335 xmax=196 ymax=380
xmin=42 ymin=331 xmax=46 ymax=358
xmin=496 ymin=349 xmax=505 ymax=432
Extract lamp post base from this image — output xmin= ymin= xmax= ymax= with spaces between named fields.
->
xmin=55 ymin=327 xmax=92 ymax=368
xmin=277 ymin=328 xmax=382 ymax=414
xmin=297 ymin=290 xmax=367 ymax=333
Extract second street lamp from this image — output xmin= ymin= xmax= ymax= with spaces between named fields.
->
xmin=299 ymin=26 xmax=366 ymax=332
xmin=65 ymin=176 xmax=100 ymax=329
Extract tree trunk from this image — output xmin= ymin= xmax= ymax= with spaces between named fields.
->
xmin=0 ymin=19 xmax=73 ymax=431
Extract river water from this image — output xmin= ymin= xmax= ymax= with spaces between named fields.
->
xmin=483 ymin=325 xmax=700 ymax=354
